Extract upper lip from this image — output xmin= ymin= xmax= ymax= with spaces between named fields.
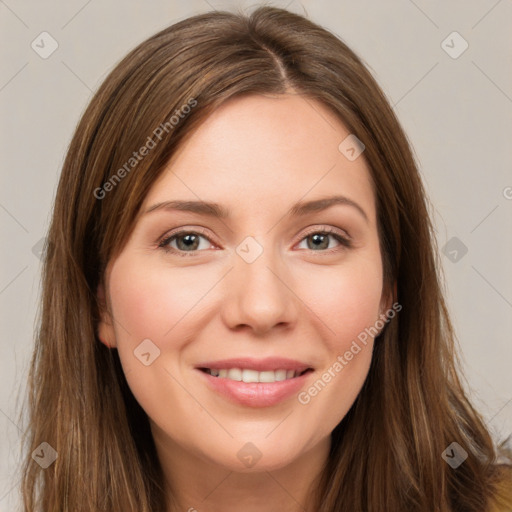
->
xmin=195 ymin=357 xmax=313 ymax=373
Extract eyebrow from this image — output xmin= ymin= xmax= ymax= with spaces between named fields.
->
xmin=144 ymin=195 xmax=369 ymax=223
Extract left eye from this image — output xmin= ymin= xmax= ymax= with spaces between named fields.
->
xmin=296 ymin=230 xmax=351 ymax=251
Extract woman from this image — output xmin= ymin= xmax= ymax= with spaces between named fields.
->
xmin=21 ymin=6 xmax=512 ymax=511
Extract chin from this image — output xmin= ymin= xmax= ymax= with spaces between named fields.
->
xmin=198 ymin=434 xmax=316 ymax=473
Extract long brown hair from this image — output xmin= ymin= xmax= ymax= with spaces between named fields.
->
xmin=21 ymin=6 xmax=512 ymax=511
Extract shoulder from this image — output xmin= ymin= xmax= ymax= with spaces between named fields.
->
xmin=488 ymin=464 xmax=512 ymax=512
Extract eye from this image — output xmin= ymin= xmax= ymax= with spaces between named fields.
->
xmin=158 ymin=228 xmax=214 ymax=257
xmin=158 ymin=226 xmax=352 ymax=257
xmin=296 ymin=227 xmax=352 ymax=253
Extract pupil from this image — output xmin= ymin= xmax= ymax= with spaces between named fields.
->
xmin=309 ymin=233 xmax=328 ymax=250
xmin=178 ymin=234 xmax=199 ymax=251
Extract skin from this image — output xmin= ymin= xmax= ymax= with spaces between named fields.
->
xmin=98 ymin=93 xmax=392 ymax=512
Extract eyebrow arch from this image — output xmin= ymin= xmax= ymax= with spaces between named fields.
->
xmin=144 ymin=195 xmax=368 ymax=223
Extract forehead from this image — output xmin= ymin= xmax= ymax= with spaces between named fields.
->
xmin=142 ymin=94 xmax=376 ymax=224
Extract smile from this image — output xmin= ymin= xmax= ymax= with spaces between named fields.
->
xmin=199 ymin=368 xmax=312 ymax=383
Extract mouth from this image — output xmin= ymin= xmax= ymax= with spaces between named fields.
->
xmin=196 ymin=366 xmax=314 ymax=408
xmin=194 ymin=357 xmax=315 ymax=407
xmin=198 ymin=367 xmax=313 ymax=383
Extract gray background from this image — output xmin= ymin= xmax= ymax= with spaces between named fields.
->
xmin=1 ymin=0 xmax=511 ymax=508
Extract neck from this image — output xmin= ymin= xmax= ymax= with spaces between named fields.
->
xmin=152 ymin=426 xmax=330 ymax=512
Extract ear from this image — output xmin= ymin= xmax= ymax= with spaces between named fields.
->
xmin=378 ymin=280 xmax=398 ymax=329
xmin=97 ymin=281 xmax=117 ymax=348
xmin=380 ymin=280 xmax=396 ymax=315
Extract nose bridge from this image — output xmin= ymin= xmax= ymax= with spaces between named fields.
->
xmin=222 ymin=236 xmax=295 ymax=333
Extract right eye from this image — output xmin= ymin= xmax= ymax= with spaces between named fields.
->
xmin=158 ymin=228 xmax=215 ymax=257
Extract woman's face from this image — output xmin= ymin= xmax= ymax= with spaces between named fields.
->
xmin=99 ymin=94 xmax=390 ymax=472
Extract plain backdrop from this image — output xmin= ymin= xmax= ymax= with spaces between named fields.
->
xmin=1 ymin=0 xmax=511 ymax=509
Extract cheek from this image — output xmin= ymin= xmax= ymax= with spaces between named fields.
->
xmin=107 ymin=255 xmax=223 ymax=398
xmin=108 ymin=257 xmax=214 ymax=346
xmin=333 ymin=266 xmax=382 ymax=342
xmin=298 ymin=252 xmax=383 ymax=350
xmin=106 ymin=258 xmax=209 ymax=425
xmin=292 ymin=250 xmax=383 ymax=424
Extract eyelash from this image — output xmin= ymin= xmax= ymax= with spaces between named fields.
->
xmin=157 ymin=226 xmax=352 ymax=258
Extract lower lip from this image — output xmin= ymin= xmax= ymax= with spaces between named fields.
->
xmin=196 ymin=369 xmax=313 ymax=408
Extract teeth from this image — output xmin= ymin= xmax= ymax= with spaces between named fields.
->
xmin=205 ymin=368 xmax=305 ymax=382
xmin=227 ymin=368 xmax=242 ymax=381
xmin=242 ymin=369 xmax=260 ymax=383
xmin=275 ymin=369 xmax=287 ymax=381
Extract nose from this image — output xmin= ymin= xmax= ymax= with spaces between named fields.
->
xmin=220 ymin=244 xmax=298 ymax=336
